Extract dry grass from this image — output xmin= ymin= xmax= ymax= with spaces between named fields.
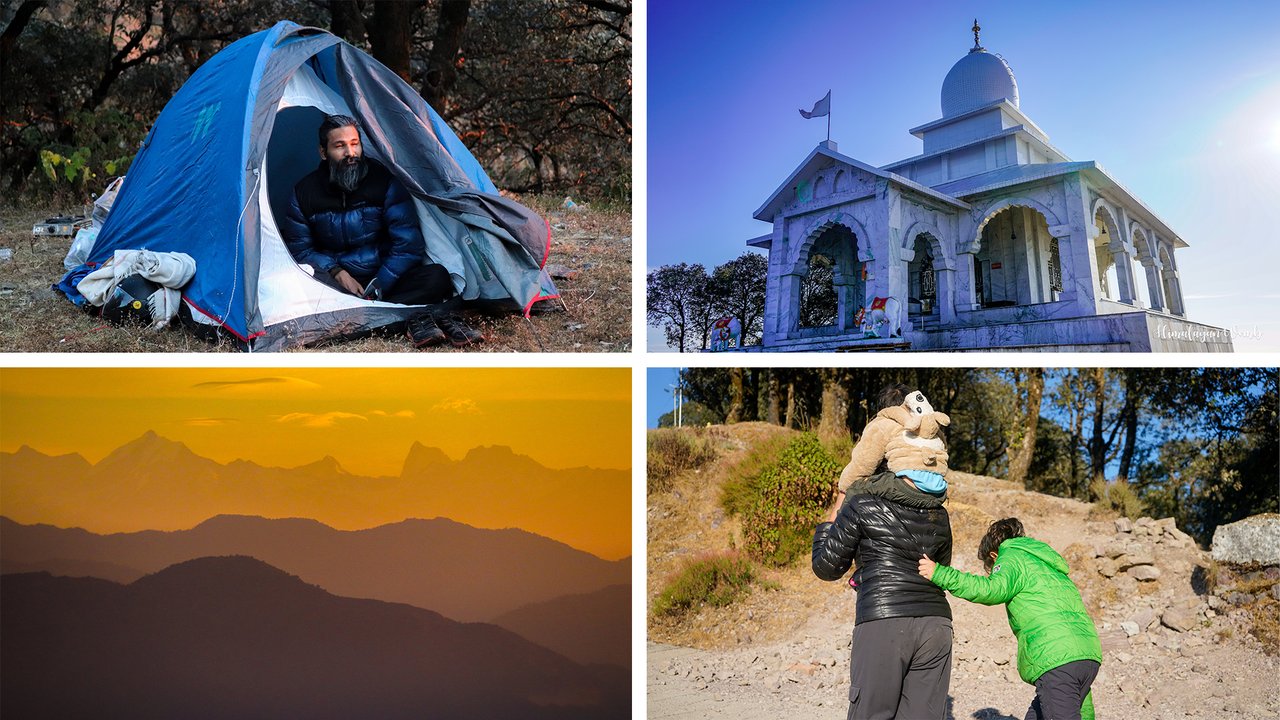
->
xmin=0 ymin=195 xmax=630 ymax=353
xmin=1247 ymin=598 xmax=1280 ymax=655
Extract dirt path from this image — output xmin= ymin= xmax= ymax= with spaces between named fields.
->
xmin=647 ymin=425 xmax=1280 ymax=719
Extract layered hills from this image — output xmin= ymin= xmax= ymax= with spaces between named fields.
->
xmin=0 ymin=431 xmax=630 ymax=560
xmin=0 ymin=514 xmax=630 ymax=630
xmin=2 ymin=556 xmax=628 ymax=719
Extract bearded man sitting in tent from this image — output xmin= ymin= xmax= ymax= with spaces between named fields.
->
xmin=279 ymin=114 xmax=483 ymax=347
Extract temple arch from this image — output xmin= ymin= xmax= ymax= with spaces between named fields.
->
xmin=969 ymin=196 xmax=1064 ymax=253
xmin=900 ymin=220 xmax=955 ymax=269
xmin=1092 ymin=203 xmax=1128 ymax=303
xmin=788 ymin=212 xmax=872 ymax=275
xmin=906 ymin=233 xmax=941 ymax=327
xmin=969 ymin=205 xmax=1059 ymax=308
xmin=1129 ymin=225 xmax=1160 ymax=311
xmin=791 ymin=222 xmax=865 ymax=333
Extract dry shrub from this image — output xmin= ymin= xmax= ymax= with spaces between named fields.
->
xmin=1090 ymin=477 xmax=1145 ymax=519
xmin=651 ymin=552 xmax=757 ymax=618
xmin=647 ymin=428 xmax=718 ymax=493
xmin=1247 ymin=598 xmax=1280 ymax=655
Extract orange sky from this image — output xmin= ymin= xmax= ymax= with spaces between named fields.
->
xmin=0 ymin=367 xmax=630 ymax=475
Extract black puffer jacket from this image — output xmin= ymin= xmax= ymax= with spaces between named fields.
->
xmin=280 ymin=158 xmax=425 ymax=290
xmin=812 ymin=471 xmax=953 ymax=624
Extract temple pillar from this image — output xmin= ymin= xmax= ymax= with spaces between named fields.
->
xmin=936 ymin=267 xmax=956 ymax=324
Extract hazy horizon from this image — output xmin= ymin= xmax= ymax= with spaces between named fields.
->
xmin=5 ymin=428 xmax=626 ymax=475
xmin=0 ymin=368 xmax=631 ymax=475
xmin=0 ymin=368 xmax=632 ymax=561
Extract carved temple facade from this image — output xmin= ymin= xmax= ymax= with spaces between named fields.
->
xmin=747 ymin=26 xmax=1231 ymax=352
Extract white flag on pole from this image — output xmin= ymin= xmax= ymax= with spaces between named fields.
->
xmin=799 ymin=90 xmax=831 ymax=119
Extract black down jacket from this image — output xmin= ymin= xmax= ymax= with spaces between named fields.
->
xmin=280 ymin=158 xmax=425 ymax=290
xmin=812 ymin=471 xmax=953 ymax=624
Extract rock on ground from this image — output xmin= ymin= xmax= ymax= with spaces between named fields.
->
xmin=1211 ymin=514 xmax=1280 ymax=566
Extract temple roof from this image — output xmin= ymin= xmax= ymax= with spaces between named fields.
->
xmin=753 ymin=142 xmax=969 ymax=222
xmin=933 ymin=161 xmax=1095 ymax=196
xmin=935 ymin=161 xmax=1188 ymax=248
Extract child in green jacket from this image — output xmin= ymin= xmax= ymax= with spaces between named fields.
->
xmin=918 ymin=518 xmax=1103 ymax=720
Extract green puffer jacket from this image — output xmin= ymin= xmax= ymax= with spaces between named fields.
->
xmin=930 ymin=537 xmax=1102 ymax=719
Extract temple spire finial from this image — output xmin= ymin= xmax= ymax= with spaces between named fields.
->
xmin=971 ymin=18 xmax=984 ymax=53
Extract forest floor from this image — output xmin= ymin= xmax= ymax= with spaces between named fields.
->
xmin=647 ymin=422 xmax=1280 ymax=720
xmin=0 ymin=194 xmax=630 ymax=353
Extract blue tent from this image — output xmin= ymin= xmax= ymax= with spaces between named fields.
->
xmin=87 ymin=21 xmax=559 ymax=350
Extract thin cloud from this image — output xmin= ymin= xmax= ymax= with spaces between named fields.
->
xmin=370 ymin=409 xmax=417 ymax=419
xmin=431 ymin=398 xmax=481 ymax=415
xmin=275 ymin=412 xmax=367 ymax=428
xmin=181 ymin=417 xmax=238 ymax=427
xmin=193 ymin=377 xmax=322 ymax=391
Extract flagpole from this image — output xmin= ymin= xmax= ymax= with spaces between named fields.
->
xmin=827 ymin=92 xmax=831 ymax=143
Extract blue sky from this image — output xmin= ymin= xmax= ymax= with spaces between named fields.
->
xmin=647 ymin=367 xmax=681 ymax=427
xmin=646 ymin=0 xmax=1280 ymax=351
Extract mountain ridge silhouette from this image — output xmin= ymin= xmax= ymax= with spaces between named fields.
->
xmin=2 ymin=555 xmax=628 ymax=719
xmin=1 ymin=433 xmax=630 ymax=559
xmin=1 ymin=514 xmax=629 ymax=623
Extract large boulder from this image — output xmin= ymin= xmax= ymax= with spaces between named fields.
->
xmin=1211 ymin=514 xmax=1280 ymax=566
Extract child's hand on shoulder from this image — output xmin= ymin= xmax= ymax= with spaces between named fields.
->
xmin=918 ymin=555 xmax=936 ymax=580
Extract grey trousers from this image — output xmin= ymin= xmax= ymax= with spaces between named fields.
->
xmin=847 ymin=616 xmax=952 ymax=720
xmin=1025 ymin=659 xmax=1099 ymax=720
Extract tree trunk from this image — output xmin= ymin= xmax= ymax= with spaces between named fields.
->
xmin=422 ymin=0 xmax=470 ymax=112
xmin=1071 ymin=403 xmax=1084 ymax=499
xmin=817 ymin=369 xmax=850 ymax=444
xmin=0 ymin=0 xmax=46 ymax=110
xmin=1088 ymin=367 xmax=1107 ymax=500
xmin=784 ymin=380 xmax=797 ymax=429
xmin=369 ymin=1 xmax=416 ymax=84
xmin=743 ymin=369 xmax=758 ymax=422
xmin=725 ymin=368 xmax=744 ymax=424
xmin=1006 ymin=368 xmax=1044 ymax=487
xmin=328 ymin=0 xmax=368 ymax=46
xmin=766 ymin=371 xmax=781 ymax=425
xmin=1116 ymin=370 xmax=1141 ymax=482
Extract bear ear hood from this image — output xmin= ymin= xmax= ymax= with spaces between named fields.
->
xmin=877 ymin=405 xmax=917 ymax=430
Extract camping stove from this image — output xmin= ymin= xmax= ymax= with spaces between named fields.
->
xmin=32 ymin=215 xmax=90 ymax=238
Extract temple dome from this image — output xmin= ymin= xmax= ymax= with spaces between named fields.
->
xmin=940 ymin=49 xmax=1019 ymax=118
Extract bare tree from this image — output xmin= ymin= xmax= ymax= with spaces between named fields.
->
xmin=817 ymin=369 xmax=850 ymax=444
xmin=1006 ymin=368 xmax=1044 ymax=486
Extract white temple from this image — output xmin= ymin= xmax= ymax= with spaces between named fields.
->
xmin=747 ymin=22 xmax=1231 ymax=352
